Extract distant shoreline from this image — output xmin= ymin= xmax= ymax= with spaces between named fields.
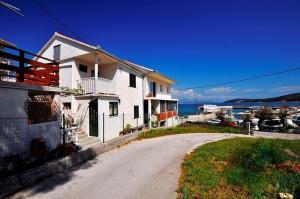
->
xmin=223 ymin=92 xmax=300 ymax=103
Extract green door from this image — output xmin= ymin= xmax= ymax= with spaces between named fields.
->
xmin=89 ymin=99 xmax=98 ymax=137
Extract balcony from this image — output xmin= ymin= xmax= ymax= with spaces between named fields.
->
xmin=157 ymin=111 xmax=177 ymax=121
xmin=77 ymin=77 xmax=116 ymax=95
xmin=0 ymin=42 xmax=59 ymax=87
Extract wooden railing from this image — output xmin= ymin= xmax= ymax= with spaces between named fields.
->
xmin=0 ymin=43 xmax=59 ymax=86
xmin=158 ymin=110 xmax=177 ymax=121
xmin=77 ymin=77 xmax=116 ymax=95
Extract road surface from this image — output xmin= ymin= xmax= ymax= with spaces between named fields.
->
xmin=10 ymin=133 xmax=235 ymax=199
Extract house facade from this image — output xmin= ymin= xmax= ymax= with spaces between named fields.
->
xmin=37 ymin=32 xmax=178 ymax=142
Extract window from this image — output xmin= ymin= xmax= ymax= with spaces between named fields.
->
xmin=24 ymin=94 xmax=59 ymax=124
xmin=129 ymin=73 xmax=136 ymax=88
xmin=53 ymin=45 xmax=61 ymax=60
xmin=79 ymin=64 xmax=88 ymax=73
xmin=134 ymin=105 xmax=139 ymax=119
xmin=109 ymin=102 xmax=118 ymax=116
xmin=63 ymin=102 xmax=71 ymax=110
xmin=160 ymin=101 xmax=166 ymax=113
xmin=150 ymin=81 xmax=156 ymax=97
xmin=167 ymin=86 xmax=171 ymax=93
xmin=167 ymin=101 xmax=177 ymax=111
xmin=160 ymin=84 xmax=164 ymax=92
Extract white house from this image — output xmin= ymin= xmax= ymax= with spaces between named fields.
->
xmin=37 ymin=32 xmax=178 ymax=142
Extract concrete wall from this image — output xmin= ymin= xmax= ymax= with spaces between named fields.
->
xmin=0 ymin=88 xmax=27 ymax=118
xmin=74 ymin=96 xmax=124 ymax=142
xmin=0 ymin=87 xmax=61 ymax=157
xmin=98 ymin=97 xmax=122 ymax=141
xmin=100 ymin=64 xmax=118 ymax=81
xmin=187 ymin=113 xmax=216 ymax=123
xmin=115 ymin=64 xmax=144 ymax=128
xmin=166 ymin=116 xmax=179 ymax=127
xmin=59 ymin=64 xmax=73 ymax=88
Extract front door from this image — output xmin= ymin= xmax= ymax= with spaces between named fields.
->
xmin=89 ymin=99 xmax=98 ymax=137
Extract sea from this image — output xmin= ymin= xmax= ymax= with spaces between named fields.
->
xmin=178 ymin=101 xmax=300 ymax=116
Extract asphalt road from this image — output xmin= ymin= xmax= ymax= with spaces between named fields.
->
xmin=10 ymin=133 xmax=235 ymax=199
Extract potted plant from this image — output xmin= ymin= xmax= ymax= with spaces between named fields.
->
xmin=120 ymin=124 xmax=133 ymax=136
xmin=146 ymin=93 xmax=153 ymax=97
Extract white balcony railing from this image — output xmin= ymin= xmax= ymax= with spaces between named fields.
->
xmin=77 ymin=78 xmax=116 ymax=95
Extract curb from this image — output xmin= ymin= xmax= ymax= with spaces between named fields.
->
xmin=0 ymin=130 xmax=143 ymax=198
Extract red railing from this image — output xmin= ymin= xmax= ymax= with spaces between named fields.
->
xmin=0 ymin=43 xmax=59 ymax=86
xmin=158 ymin=111 xmax=177 ymax=121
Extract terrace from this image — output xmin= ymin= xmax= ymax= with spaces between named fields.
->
xmin=0 ymin=40 xmax=59 ymax=87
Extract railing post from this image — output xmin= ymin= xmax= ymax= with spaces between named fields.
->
xmin=18 ymin=50 xmax=25 ymax=82
xmin=103 ymin=113 xmax=105 ymax=143
xmin=62 ymin=114 xmax=66 ymax=158
xmin=123 ymin=113 xmax=125 ymax=131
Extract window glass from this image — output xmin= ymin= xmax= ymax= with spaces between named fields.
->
xmin=129 ymin=73 xmax=136 ymax=88
xmin=79 ymin=64 xmax=88 ymax=73
xmin=109 ymin=102 xmax=118 ymax=116
xmin=53 ymin=45 xmax=61 ymax=60
xmin=134 ymin=105 xmax=139 ymax=119
xmin=167 ymin=86 xmax=171 ymax=93
xmin=160 ymin=84 xmax=163 ymax=92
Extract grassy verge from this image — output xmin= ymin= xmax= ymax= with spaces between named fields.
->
xmin=137 ymin=123 xmax=246 ymax=140
xmin=178 ymin=138 xmax=300 ymax=199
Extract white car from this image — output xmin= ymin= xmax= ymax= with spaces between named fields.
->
xmin=207 ymin=119 xmax=221 ymax=125
xmin=260 ymin=119 xmax=283 ymax=132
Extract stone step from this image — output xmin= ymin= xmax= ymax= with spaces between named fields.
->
xmin=78 ymin=136 xmax=101 ymax=149
xmin=78 ymin=133 xmax=88 ymax=140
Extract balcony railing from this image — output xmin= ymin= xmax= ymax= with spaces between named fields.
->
xmin=77 ymin=77 xmax=116 ymax=95
xmin=0 ymin=42 xmax=59 ymax=86
xmin=157 ymin=111 xmax=177 ymax=121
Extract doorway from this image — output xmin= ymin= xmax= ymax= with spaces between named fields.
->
xmin=89 ymin=99 xmax=98 ymax=137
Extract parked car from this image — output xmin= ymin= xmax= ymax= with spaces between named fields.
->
xmin=260 ymin=119 xmax=283 ymax=132
xmin=220 ymin=120 xmax=238 ymax=128
xmin=292 ymin=116 xmax=300 ymax=125
xmin=207 ymin=119 xmax=221 ymax=125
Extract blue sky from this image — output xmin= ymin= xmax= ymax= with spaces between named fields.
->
xmin=1 ymin=0 xmax=300 ymax=103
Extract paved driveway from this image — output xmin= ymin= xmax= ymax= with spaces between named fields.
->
xmin=9 ymin=133 xmax=235 ymax=199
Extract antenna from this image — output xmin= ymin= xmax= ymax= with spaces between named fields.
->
xmin=0 ymin=1 xmax=24 ymax=16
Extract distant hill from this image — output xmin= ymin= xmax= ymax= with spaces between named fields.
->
xmin=224 ymin=93 xmax=300 ymax=103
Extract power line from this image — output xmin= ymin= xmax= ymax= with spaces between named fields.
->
xmin=175 ymin=66 xmax=300 ymax=91
xmin=31 ymin=0 xmax=84 ymax=42
xmin=0 ymin=1 xmax=24 ymax=16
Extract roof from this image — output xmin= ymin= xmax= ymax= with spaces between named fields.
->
xmin=0 ymin=39 xmax=16 ymax=48
xmin=124 ymin=60 xmax=176 ymax=84
xmin=37 ymin=32 xmax=97 ymax=56
xmin=38 ymin=32 xmax=176 ymax=83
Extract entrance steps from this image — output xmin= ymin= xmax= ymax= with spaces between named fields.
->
xmin=76 ymin=131 xmax=101 ymax=149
